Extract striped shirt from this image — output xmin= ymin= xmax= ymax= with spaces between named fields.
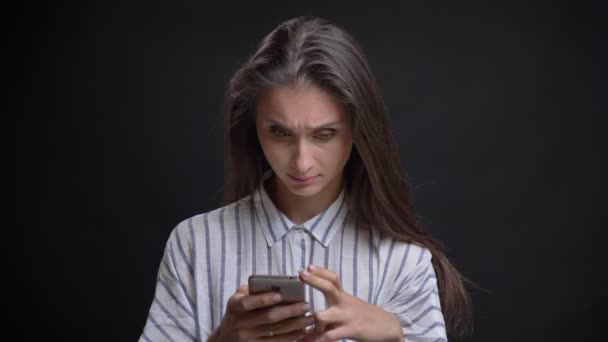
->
xmin=140 ymin=171 xmax=447 ymax=341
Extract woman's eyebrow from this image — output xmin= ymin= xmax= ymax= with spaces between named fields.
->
xmin=266 ymin=118 xmax=342 ymax=130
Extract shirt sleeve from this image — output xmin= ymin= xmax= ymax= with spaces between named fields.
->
xmin=381 ymin=246 xmax=448 ymax=342
xmin=139 ymin=223 xmax=201 ymax=342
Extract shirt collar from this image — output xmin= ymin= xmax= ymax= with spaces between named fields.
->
xmin=254 ymin=169 xmax=349 ymax=248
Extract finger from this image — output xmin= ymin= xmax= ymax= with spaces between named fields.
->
xmin=236 ymin=291 xmax=282 ymax=313
xmin=307 ymin=265 xmax=342 ymax=291
xmin=227 ymin=290 xmax=248 ymax=313
xmin=314 ymin=318 xmax=325 ymax=338
xmin=298 ymin=269 xmax=342 ymax=305
xmin=296 ymin=326 xmax=317 ymax=342
xmin=316 ymin=326 xmax=351 ymax=342
xmin=312 ymin=309 xmax=326 ymax=337
xmin=314 ymin=307 xmax=344 ymax=326
xmin=228 ymin=285 xmax=250 ymax=309
xmin=237 ymin=284 xmax=249 ymax=295
xmin=253 ymin=314 xmax=314 ymax=338
xmin=245 ymin=301 xmax=311 ymax=326
xmin=313 ymin=307 xmax=348 ymax=340
xmin=265 ymin=326 xmax=310 ymax=342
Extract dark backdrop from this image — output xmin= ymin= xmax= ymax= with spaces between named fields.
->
xmin=16 ymin=0 xmax=606 ymax=341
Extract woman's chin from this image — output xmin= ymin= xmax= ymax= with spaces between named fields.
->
xmin=285 ymin=184 xmax=321 ymax=197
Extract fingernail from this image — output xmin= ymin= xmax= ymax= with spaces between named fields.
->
xmin=306 ymin=315 xmax=315 ymax=325
xmin=302 ymin=302 xmax=311 ymax=311
xmin=301 ymin=270 xmax=310 ymax=278
xmin=272 ymin=293 xmax=281 ymax=302
xmin=309 ymin=264 xmax=317 ymax=272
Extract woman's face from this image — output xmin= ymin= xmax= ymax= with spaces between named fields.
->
xmin=255 ymin=84 xmax=353 ymax=199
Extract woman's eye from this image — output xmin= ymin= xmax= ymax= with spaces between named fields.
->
xmin=271 ymin=127 xmax=290 ymax=137
xmin=315 ymin=131 xmax=335 ymax=141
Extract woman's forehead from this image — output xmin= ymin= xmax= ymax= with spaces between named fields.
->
xmin=255 ymin=85 xmax=347 ymax=127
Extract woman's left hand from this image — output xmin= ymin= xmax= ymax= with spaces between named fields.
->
xmin=298 ymin=265 xmax=404 ymax=342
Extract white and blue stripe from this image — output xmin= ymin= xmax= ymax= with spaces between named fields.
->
xmin=140 ymin=171 xmax=447 ymax=341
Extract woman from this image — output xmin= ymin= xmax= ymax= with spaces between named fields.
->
xmin=141 ymin=16 xmax=473 ymax=342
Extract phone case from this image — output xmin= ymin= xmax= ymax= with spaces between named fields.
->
xmin=248 ymin=275 xmax=305 ymax=304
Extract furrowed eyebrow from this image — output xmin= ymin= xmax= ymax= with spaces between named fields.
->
xmin=266 ymin=119 xmax=341 ymax=130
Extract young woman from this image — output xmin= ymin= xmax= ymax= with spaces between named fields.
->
xmin=141 ymin=16 xmax=473 ymax=342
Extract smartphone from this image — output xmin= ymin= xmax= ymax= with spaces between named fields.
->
xmin=248 ymin=274 xmax=306 ymax=304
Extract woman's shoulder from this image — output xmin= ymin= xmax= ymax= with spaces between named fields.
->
xmin=170 ymin=194 xmax=256 ymax=240
xmin=378 ymin=234 xmax=433 ymax=267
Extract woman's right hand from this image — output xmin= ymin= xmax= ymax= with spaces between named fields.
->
xmin=209 ymin=285 xmax=314 ymax=342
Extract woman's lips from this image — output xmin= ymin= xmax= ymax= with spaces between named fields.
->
xmin=291 ymin=175 xmax=316 ymax=181
xmin=288 ymin=174 xmax=319 ymax=185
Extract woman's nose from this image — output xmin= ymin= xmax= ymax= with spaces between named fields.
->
xmin=291 ymin=140 xmax=313 ymax=175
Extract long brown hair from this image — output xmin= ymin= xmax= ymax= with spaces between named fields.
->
xmin=222 ymin=16 xmax=474 ymax=337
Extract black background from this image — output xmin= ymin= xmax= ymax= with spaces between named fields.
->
xmin=16 ymin=0 xmax=606 ymax=341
